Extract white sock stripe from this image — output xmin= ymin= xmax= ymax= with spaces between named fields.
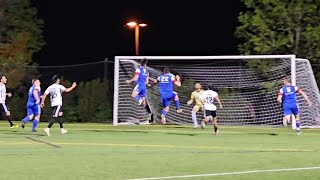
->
xmin=2 ymin=103 xmax=8 ymax=113
xmin=54 ymin=106 xmax=61 ymax=117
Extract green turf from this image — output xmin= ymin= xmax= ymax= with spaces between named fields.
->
xmin=0 ymin=122 xmax=320 ymax=180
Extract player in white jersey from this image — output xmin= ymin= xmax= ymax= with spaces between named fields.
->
xmin=41 ymin=75 xmax=77 ymax=136
xmin=0 ymin=75 xmax=18 ymax=128
xmin=199 ymin=84 xmax=223 ymax=135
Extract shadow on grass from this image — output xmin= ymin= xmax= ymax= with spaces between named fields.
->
xmin=165 ymin=132 xmax=197 ymax=136
xmin=83 ymin=129 xmax=149 ymax=134
xmin=247 ymin=133 xmax=279 ymax=136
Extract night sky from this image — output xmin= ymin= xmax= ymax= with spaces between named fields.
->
xmin=33 ymin=0 xmax=245 ymax=66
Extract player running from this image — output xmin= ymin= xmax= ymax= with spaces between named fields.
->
xmin=187 ymin=83 xmax=204 ymax=128
xmin=199 ymin=84 xmax=223 ymax=135
xmin=154 ymin=67 xmax=182 ymax=124
xmin=277 ymin=79 xmax=311 ymax=135
xmin=41 ymin=75 xmax=77 ymax=136
xmin=0 ymin=75 xmax=18 ymax=128
xmin=21 ymin=79 xmax=42 ymax=132
xmin=126 ymin=59 xmax=149 ymax=106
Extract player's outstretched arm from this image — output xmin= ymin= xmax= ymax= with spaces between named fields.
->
xmin=6 ymin=92 xmax=12 ymax=97
xmin=174 ymin=75 xmax=181 ymax=87
xmin=300 ymin=90 xmax=312 ymax=107
xmin=187 ymin=94 xmax=194 ymax=105
xmin=277 ymin=94 xmax=283 ymax=104
xmin=41 ymin=93 xmax=48 ymax=108
xmin=65 ymin=82 xmax=77 ymax=92
xmin=215 ymin=96 xmax=223 ymax=109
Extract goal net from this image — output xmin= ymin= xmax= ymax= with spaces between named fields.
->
xmin=114 ymin=55 xmax=320 ymax=128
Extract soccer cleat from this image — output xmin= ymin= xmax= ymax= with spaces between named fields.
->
xmin=193 ymin=125 xmax=199 ymax=129
xmin=161 ymin=115 xmax=166 ymax=124
xmin=60 ymin=129 xmax=68 ymax=135
xmin=283 ymin=120 xmax=288 ymax=127
xmin=10 ymin=124 xmax=18 ymax=128
xmin=44 ymin=128 xmax=50 ymax=136
xmin=201 ymin=121 xmax=206 ymax=129
xmin=214 ymin=130 xmax=219 ymax=135
xmin=31 ymin=129 xmax=37 ymax=132
xmin=21 ymin=120 xmax=25 ymax=129
xmin=176 ymin=109 xmax=183 ymax=113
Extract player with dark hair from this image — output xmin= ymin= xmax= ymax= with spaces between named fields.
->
xmin=154 ymin=67 xmax=182 ymax=124
xmin=277 ymin=78 xmax=311 ymax=134
xmin=0 ymin=75 xmax=18 ymax=128
xmin=21 ymin=78 xmax=42 ymax=132
xmin=199 ymin=84 xmax=223 ymax=135
xmin=41 ymin=75 xmax=77 ymax=136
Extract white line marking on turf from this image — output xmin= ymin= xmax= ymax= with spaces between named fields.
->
xmin=128 ymin=166 xmax=320 ymax=180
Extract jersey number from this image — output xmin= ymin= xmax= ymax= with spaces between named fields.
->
xmin=286 ymin=87 xmax=292 ymax=92
xmin=161 ymin=76 xmax=169 ymax=82
xmin=205 ymin=97 xmax=214 ymax=104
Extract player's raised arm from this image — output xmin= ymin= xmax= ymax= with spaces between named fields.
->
xmin=298 ymin=88 xmax=312 ymax=107
xmin=277 ymin=88 xmax=283 ymax=104
xmin=173 ymin=75 xmax=181 ymax=87
xmin=126 ymin=68 xmax=140 ymax=84
xmin=65 ymin=82 xmax=77 ymax=92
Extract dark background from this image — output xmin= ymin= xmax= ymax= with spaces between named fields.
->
xmin=33 ymin=0 xmax=245 ymax=66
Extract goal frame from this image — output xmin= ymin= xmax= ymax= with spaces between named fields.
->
xmin=113 ymin=55 xmax=297 ymax=126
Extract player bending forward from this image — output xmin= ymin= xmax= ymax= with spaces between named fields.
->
xmin=199 ymin=84 xmax=223 ymax=135
xmin=154 ymin=67 xmax=183 ymax=124
xmin=21 ymin=79 xmax=42 ymax=132
xmin=42 ymin=75 xmax=77 ymax=136
xmin=187 ymin=83 xmax=204 ymax=128
xmin=277 ymin=79 xmax=311 ymax=135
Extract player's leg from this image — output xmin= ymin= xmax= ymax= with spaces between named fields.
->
xmin=132 ymin=85 xmax=144 ymax=106
xmin=212 ymin=111 xmax=218 ymax=135
xmin=31 ymin=105 xmax=41 ymax=132
xmin=21 ymin=106 xmax=34 ymax=128
xmin=0 ymin=103 xmax=16 ymax=128
xmin=282 ymin=106 xmax=291 ymax=127
xmin=292 ymin=106 xmax=301 ymax=134
xmin=173 ymin=92 xmax=182 ymax=113
xmin=201 ymin=110 xmax=210 ymax=129
xmin=44 ymin=106 xmax=59 ymax=136
xmin=191 ymin=105 xmax=200 ymax=128
xmin=160 ymin=96 xmax=170 ymax=124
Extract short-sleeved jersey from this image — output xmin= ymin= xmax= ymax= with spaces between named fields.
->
xmin=0 ymin=84 xmax=6 ymax=104
xmin=279 ymin=85 xmax=300 ymax=106
xmin=44 ymin=84 xmax=66 ymax=107
xmin=191 ymin=90 xmax=204 ymax=106
xmin=27 ymin=85 xmax=41 ymax=106
xmin=135 ymin=66 xmax=149 ymax=88
xmin=157 ymin=73 xmax=176 ymax=95
xmin=199 ymin=90 xmax=218 ymax=111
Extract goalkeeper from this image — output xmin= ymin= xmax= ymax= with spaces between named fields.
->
xmin=187 ymin=83 xmax=204 ymax=128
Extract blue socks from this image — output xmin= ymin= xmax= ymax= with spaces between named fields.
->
xmin=174 ymin=100 xmax=180 ymax=110
xmin=161 ymin=110 xmax=167 ymax=116
xmin=296 ymin=120 xmax=301 ymax=131
xmin=32 ymin=120 xmax=39 ymax=131
xmin=135 ymin=96 xmax=141 ymax=102
xmin=23 ymin=116 xmax=31 ymax=123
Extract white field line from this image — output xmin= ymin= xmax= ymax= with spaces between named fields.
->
xmin=128 ymin=166 xmax=320 ymax=180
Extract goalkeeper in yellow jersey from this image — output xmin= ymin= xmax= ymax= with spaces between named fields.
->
xmin=187 ymin=83 xmax=204 ymax=128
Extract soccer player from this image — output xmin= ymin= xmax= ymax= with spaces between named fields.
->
xmin=199 ymin=84 xmax=223 ymax=135
xmin=126 ymin=59 xmax=149 ymax=106
xmin=41 ymin=75 xmax=77 ymax=136
xmin=277 ymin=79 xmax=311 ymax=134
xmin=21 ymin=79 xmax=42 ymax=132
xmin=0 ymin=75 xmax=18 ymax=128
xmin=154 ymin=67 xmax=182 ymax=124
xmin=187 ymin=83 xmax=204 ymax=128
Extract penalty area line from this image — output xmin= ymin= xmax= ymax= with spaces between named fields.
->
xmin=128 ymin=166 xmax=320 ymax=180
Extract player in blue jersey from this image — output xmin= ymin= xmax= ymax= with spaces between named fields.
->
xmin=277 ymin=79 xmax=311 ymax=134
xmin=126 ymin=59 xmax=149 ymax=106
xmin=154 ymin=67 xmax=182 ymax=124
xmin=21 ymin=79 xmax=42 ymax=132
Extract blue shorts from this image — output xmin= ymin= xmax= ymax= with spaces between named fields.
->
xmin=27 ymin=104 xmax=41 ymax=116
xmin=134 ymin=84 xmax=146 ymax=98
xmin=283 ymin=104 xmax=299 ymax=116
xmin=161 ymin=91 xmax=177 ymax=107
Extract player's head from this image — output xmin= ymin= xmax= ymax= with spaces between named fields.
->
xmin=163 ymin=67 xmax=170 ymax=74
xmin=52 ymin=74 xmax=60 ymax=84
xmin=140 ymin=59 xmax=147 ymax=66
xmin=283 ymin=78 xmax=291 ymax=85
xmin=206 ymin=83 xmax=215 ymax=90
xmin=32 ymin=78 xmax=41 ymax=86
xmin=195 ymin=83 xmax=201 ymax=91
xmin=0 ymin=75 xmax=7 ymax=84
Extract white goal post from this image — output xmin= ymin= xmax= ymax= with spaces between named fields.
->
xmin=114 ymin=55 xmax=320 ymax=128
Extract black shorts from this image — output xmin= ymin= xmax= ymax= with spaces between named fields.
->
xmin=0 ymin=103 xmax=9 ymax=114
xmin=52 ymin=105 xmax=63 ymax=117
xmin=205 ymin=110 xmax=216 ymax=118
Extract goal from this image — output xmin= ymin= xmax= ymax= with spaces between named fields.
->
xmin=113 ymin=55 xmax=320 ymax=128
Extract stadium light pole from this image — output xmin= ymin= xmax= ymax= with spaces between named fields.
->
xmin=126 ymin=21 xmax=147 ymax=56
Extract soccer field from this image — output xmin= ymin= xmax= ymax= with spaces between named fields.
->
xmin=0 ymin=122 xmax=319 ymax=180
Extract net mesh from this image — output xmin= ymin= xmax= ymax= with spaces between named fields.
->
xmin=117 ymin=57 xmax=320 ymax=127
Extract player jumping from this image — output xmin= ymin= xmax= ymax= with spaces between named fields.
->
xmin=199 ymin=84 xmax=223 ymax=135
xmin=21 ymin=79 xmax=42 ymax=132
xmin=187 ymin=83 xmax=204 ymax=128
xmin=154 ymin=67 xmax=182 ymax=124
xmin=42 ymin=75 xmax=77 ymax=136
xmin=277 ymin=79 xmax=311 ymax=135
xmin=0 ymin=75 xmax=18 ymax=128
